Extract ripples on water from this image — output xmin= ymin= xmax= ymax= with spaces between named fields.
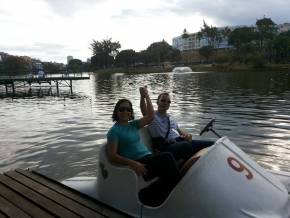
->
xmin=0 ymin=71 xmax=289 ymax=180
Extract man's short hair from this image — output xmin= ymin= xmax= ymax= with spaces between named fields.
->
xmin=157 ymin=92 xmax=170 ymax=104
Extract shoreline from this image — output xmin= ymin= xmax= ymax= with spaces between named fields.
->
xmin=94 ymin=63 xmax=290 ymax=74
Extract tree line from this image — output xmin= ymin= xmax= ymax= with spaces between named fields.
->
xmin=89 ymin=39 xmax=181 ymax=70
xmin=0 ymin=39 xmax=181 ymax=74
xmin=1 ymin=16 xmax=289 ymax=75
xmin=197 ymin=17 xmax=290 ymax=66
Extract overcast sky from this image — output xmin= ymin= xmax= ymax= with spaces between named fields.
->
xmin=0 ymin=0 xmax=289 ymax=63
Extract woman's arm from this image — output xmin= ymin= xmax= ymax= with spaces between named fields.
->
xmin=139 ymin=86 xmax=154 ymax=128
xmin=107 ymin=142 xmax=147 ymax=176
xmin=140 ymin=90 xmax=147 ymax=116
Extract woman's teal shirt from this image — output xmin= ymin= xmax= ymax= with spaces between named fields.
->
xmin=107 ymin=120 xmax=151 ymax=160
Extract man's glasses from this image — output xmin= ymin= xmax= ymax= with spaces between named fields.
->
xmin=160 ymin=99 xmax=171 ymax=104
xmin=118 ymin=107 xmax=132 ymax=112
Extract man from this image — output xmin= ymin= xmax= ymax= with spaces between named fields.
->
xmin=140 ymin=91 xmax=214 ymax=165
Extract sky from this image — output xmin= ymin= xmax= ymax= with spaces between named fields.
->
xmin=0 ymin=0 xmax=289 ymax=64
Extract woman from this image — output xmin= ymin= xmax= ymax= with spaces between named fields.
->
xmin=106 ymin=87 xmax=181 ymax=206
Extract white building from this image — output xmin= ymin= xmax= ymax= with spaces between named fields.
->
xmin=173 ymin=23 xmax=290 ymax=52
xmin=172 ymin=27 xmax=233 ymax=52
xmin=172 ymin=33 xmax=206 ymax=51
xmin=67 ymin=56 xmax=73 ymax=64
xmin=277 ymin=23 xmax=290 ymax=33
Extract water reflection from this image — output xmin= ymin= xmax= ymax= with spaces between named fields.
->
xmin=0 ymin=71 xmax=289 ymax=180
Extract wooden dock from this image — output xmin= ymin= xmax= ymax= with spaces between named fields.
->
xmin=0 ymin=73 xmax=90 ymax=95
xmin=0 ymin=169 xmax=132 ymax=218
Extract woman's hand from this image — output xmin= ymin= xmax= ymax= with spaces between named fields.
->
xmin=129 ymin=161 xmax=147 ymax=176
xmin=139 ymin=85 xmax=154 ymax=127
xmin=139 ymin=86 xmax=148 ymax=98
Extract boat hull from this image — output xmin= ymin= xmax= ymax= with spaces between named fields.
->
xmin=63 ymin=136 xmax=290 ymax=218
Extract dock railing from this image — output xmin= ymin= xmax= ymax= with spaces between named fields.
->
xmin=0 ymin=71 xmax=91 ymax=80
xmin=0 ymin=71 xmax=91 ymax=95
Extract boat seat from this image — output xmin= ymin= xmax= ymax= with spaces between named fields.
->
xmin=139 ymin=127 xmax=153 ymax=151
xmin=96 ymin=127 xmax=155 ymax=214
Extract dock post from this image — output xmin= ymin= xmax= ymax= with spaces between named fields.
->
xmin=12 ymin=82 xmax=15 ymax=95
xmin=56 ymin=81 xmax=59 ymax=96
xmin=70 ymin=80 xmax=73 ymax=94
xmin=5 ymin=84 xmax=8 ymax=94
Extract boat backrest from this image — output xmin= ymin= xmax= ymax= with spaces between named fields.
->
xmin=139 ymin=126 xmax=153 ymax=150
xmin=96 ymin=127 xmax=154 ymax=215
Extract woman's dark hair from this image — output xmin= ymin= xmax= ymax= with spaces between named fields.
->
xmin=112 ymin=99 xmax=134 ymax=122
xmin=157 ymin=92 xmax=170 ymax=104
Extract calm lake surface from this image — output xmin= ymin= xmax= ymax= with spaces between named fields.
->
xmin=0 ymin=70 xmax=289 ymax=181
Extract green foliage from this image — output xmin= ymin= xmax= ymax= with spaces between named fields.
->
xmin=43 ymin=62 xmax=65 ymax=73
xmin=228 ymin=27 xmax=256 ymax=52
xmin=199 ymin=45 xmax=214 ymax=62
xmin=273 ymin=34 xmax=290 ymax=63
xmin=198 ymin=21 xmax=222 ymax=48
xmin=248 ymin=53 xmax=265 ymax=68
xmin=227 ymin=17 xmax=290 ymax=64
xmin=90 ymin=38 xmax=121 ymax=56
xmin=115 ymin=49 xmax=137 ymax=67
xmin=137 ymin=50 xmax=150 ymax=65
xmin=171 ymin=48 xmax=182 ymax=62
xmin=255 ymin=17 xmax=278 ymax=62
xmin=1 ymin=55 xmax=30 ymax=74
xmin=220 ymin=27 xmax=232 ymax=39
xmin=182 ymin=28 xmax=189 ymax=39
xmin=228 ymin=27 xmax=258 ymax=63
xmin=214 ymin=53 xmax=231 ymax=64
xmin=256 ymin=18 xmax=277 ymax=49
xmin=91 ymin=53 xmax=114 ymax=69
xmin=67 ymin=59 xmax=83 ymax=72
xmin=90 ymin=38 xmax=120 ymax=69
xmin=146 ymin=40 xmax=181 ymax=64
xmin=280 ymin=30 xmax=290 ymax=37
xmin=230 ymin=53 xmax=244 ymax=64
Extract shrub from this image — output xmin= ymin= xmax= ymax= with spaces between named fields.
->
xmin=214 ymin=53 xmax=230 ymax=64
xmin=248 ymin=54 xmax=265 ymax=68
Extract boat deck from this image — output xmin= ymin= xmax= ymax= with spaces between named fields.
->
xmin=0 ymin=169 xmax=132 ymax=218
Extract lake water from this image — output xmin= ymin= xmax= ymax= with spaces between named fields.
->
xmin=0 ymin=70 xmax=289 ymax=181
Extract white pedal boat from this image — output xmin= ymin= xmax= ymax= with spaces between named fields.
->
xmin=63 ymin=128 xmax=290 ymax=218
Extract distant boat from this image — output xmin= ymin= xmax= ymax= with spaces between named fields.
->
xmin=172 ymin=66 xmax=192 ymax=73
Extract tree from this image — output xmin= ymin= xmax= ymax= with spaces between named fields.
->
xmin=146 ymin=40 xmax=180 ymax=64
xmin=91 ymin=53 xmax=114 ymax=69
xmin=199 ymin=45 xmax=214 ymax=63
xmin=228 ymin=27 xmax=257 ymax=62
xmin=220 ymin=26 xmax=232 ymax=47
xmin=43 ymin=62 xmax=64 ymax=74
xmin=273 ymin=34 xmax=290 ymax=63
xmin=90 ymin=38 xmax=121 ymax=56
xmin=197 ymin=21 xmax=223 ymax=62
xmin=221 ymin=26 xmax=232 ymax=38
xmin=115 ymin=49 xmax=137 ymax=67
xmin=182 ymin=28 xmax=190 ymax=39
xmin=256 ymin=17 xmax=277 ymax=49
xmin=1 ymin=55 xmax=30 ymax=74
xmin=197 ymin=21 xmax=221 ymax=48
xmin=90 ymin=38 xmax=121 ymax=69
xmin=137 ymin=50 xmax=150 ymax=65
xmin=67 ymin=59 xmax=83 ymax=72
xmin=255 ymin=17 xmax=277 ymax=62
